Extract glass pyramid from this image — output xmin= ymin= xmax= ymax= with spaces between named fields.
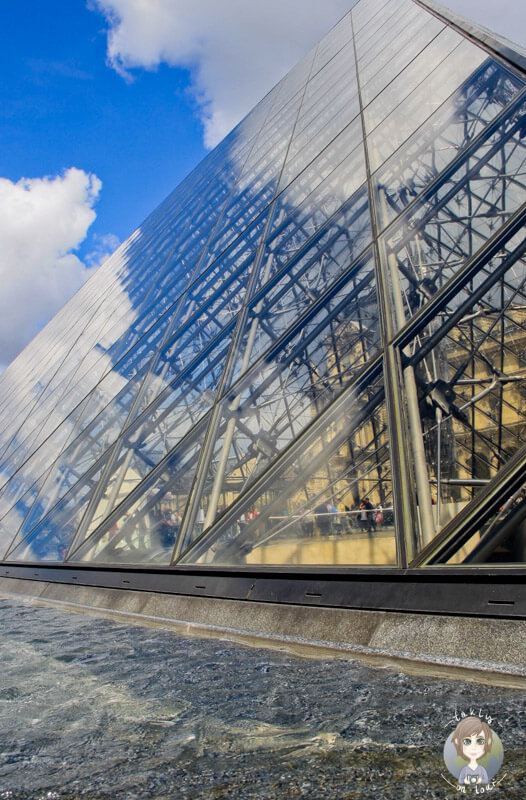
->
xmin=0 ymin=0 xmax=525 ymax=577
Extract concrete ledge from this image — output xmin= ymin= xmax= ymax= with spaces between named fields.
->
xmin=1 ymin=577 xmax=525 ymax=688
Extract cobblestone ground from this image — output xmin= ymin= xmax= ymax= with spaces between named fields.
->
xmin=0 ymin=597 xmax=524 ymax=799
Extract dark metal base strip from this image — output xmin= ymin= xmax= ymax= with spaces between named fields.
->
xmin=1 ymin=563 xmax=525 ymax=619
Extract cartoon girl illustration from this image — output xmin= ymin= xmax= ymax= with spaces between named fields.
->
xmin=451 ymin=716 xmax=492 ymax=785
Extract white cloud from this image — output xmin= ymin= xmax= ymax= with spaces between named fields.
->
xmin=84 ymin=232 xmax=122 ymax=269
xmin=91 ymin=0 xmax=354 ymax=147
xmin=0 ymin=168 xmax=101 ymax=369
xmin=92 ymin=0 xmax=526 ymax=149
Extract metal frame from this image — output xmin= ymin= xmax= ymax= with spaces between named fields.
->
xmin=1 ymin=562 xmax=526 ymax=619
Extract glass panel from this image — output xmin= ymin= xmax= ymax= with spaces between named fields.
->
xmin=360 ymin=15 xmax=445 ymax=106
xmin=445 ymin=478 xmax=526 ymax=565
xmin=0 ymin=301 xmax=173 ymax=502
xmin=364 ymin=27 xmax=464 ymax=134
xmin=352 ymin=0 xmax=398 ymax=36
xmin=0 ymin=485 xmax=38 ymax=556
xmin=8 ymin=359 xmax=157 ymax=544
xmin=254 ymin=156 xmax=369 ymax=301
xmin=72 ymin=416 xmax=211 ymax=564
xmin=0 ymin=390 xmax=95 ymax=497
xmin=5 ymin=161 xmax=372 ymax=552
xmin=382 ymin=98 xmax=526 ymax=326
xmin=2 ymin=168 xmax=234 ymax=432
xmin=401 ymin=244 xmax=526 ymax=554
xmin=179 ymin=375 xmax=396 ymax=567
xmin=355 ymin=0 xmax=426 ymax=70
xmin=311 ymin=12 xmax=353 ymax=74
xmin=269 ymin=50 xmax=314 ymax=111
xmin=230 ymin=224 xmax=374 ymax=386
xmin=1 ymin=311 xmax=166 ymax=479
xmin=6 ymin=456 xmax=108 ymax=562
xmin=291 ymin=86 xmax=360 ymax=165
xmin=0 ymin=393 xmax=95 ymax=529
xmin=376 ymin=64 xmax=525 ymax=229
xmin=200 ymin=94 xmax=303 ymax=262
xmin=0 ymin=294 xmax=102 ymax=452
xmin=367 ymin=41 xmax=488 ymax=171
xmin=11 ymin=311 xmax=235 ymax=550
xmin=185 ymin=250 xmax=380 ymax=537
xmin=280 ymin=115 xmax=362 ymax=194
xmin=174 ymin=212 xmax=269 ymax=339
xmin=72 ymin=331 xmax=230 ymax=548
xmin=0 ymin=516 xmax=19 ymax=560
xmin=0 ymin=207 xmax=270 ymax=538
xmin=300 ymin=42 xmax=356 ymax=121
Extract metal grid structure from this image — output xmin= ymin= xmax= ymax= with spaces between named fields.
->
xmin=0 ymin=0 xmax=525 ymax=615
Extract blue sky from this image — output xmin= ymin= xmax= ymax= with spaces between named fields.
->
xmin=1 ymin=0 xmax=205 ymax=245
xmin=1 ymin=0 xmax=525 ymax=369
